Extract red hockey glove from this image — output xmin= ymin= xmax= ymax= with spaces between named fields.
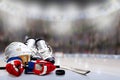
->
xmin=6 ymin=57 xmax=24 ymax=76
xmin=27 ymin=60 xmax=56 ymax=75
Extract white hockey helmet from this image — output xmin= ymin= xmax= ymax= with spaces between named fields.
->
xmin=4 ymin=42 xmax=32 ymax=59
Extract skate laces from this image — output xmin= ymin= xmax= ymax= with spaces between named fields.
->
xmin=37 ymin=48 xmax=52 ymax=59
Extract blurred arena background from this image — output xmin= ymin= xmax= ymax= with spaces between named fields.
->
xmin=0 ymin=1 xmax=120 ymax=80
xmin=0 ymin=0 xmax=120 ymax=55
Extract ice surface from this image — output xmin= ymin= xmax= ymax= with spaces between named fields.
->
xmin=0 ymin=53 xmax=120 ymax=80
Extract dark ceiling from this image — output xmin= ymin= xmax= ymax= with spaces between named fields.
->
xmin=16 ymin=0 xmax=108 ymax=5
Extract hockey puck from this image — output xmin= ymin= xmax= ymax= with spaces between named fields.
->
xmin=55 ymin=70 xmax=65 ymax=75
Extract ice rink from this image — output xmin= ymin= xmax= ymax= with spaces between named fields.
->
xmin=0 ymin=53 xmax=120 ymax=80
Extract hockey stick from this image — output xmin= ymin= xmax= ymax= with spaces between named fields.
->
xmin=0 ymin=67 xmax=6 ymax=70
xmin=56 ymin=65 xmax=90 ymax=75
xmin=0 ymin=65 xmax=90 ymax=75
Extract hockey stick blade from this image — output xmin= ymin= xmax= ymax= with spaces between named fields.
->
xmin=83 ymin=70 xmax=90 ymax=75
xmin=73 ymin=67 xmax=91 ymax=75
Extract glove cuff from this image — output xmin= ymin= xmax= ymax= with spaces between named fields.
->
xmin=7 ymin=57 xmax=22 ymax=63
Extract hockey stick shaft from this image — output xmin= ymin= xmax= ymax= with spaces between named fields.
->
xmin=57 ymin=65 xmax=90 ymax=75
xmin=0 ymin=67 xmax=6 ymax=69
xmin=0 ymin=65 xmax=60 ymax=70
xmin=0 ymin=65 xmax=90 ymax=75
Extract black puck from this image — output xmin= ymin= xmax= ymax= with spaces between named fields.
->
xmin=55 ymin=70 xmax=65 ymax=75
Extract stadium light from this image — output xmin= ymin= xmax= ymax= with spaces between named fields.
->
xmin=0 ymin=0 xmax=120 ymax=20
xmin=27 ymin=4 xmax=42 ymax=19
xmin=85 ymin=0 xmax=120 ymax=19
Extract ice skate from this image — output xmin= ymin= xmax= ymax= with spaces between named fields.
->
xmin=36 ymin=39 xmax=55 ymax=64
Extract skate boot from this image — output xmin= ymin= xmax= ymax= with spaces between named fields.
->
xmin=36 ymin=39 xmax=55 ymax=64
xmin=25 ymin=38 xmax=37 ymax=55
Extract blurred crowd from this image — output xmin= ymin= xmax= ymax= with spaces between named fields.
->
xmin=0 ymin=9 xmax=120 ymax=54
xmin=0 ymin=20 xmax=119 ymax=54
xmin=0 ymin=0 xmax=120 ymax=54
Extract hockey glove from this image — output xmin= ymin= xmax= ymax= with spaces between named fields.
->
xmin=6 ymin=57 xmax=24 ymax=76
xmin=26 ymin=60 xmax=56 ymax=75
